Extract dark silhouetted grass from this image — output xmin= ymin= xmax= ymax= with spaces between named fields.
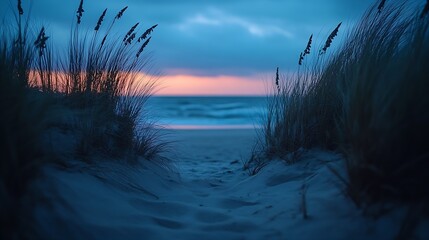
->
xmin=0 ymin=3 xmax=51 ymax=238
xmin=28 ymin=1 xmax=165 ymax=162
xmin=336 ymin=2 xmax=429 ymax=208
xmin=1 ymin=1 xmax=166 ymax=238
xmin=251 ymin=0 xmax=429 ymax=214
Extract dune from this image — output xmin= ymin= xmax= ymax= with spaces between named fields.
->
xmin=32 ymin=129 xmax=429 ymax=239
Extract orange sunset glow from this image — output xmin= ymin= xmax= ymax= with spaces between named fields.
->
xmin=155 ymin=74 xmax=266 ymax=96
xmin=29 ymin=71 xmax=267 ymax=96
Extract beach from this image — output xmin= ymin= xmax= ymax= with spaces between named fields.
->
xmin=3 ymin=1 xmax=429 ymax=239
xmin=32 ymin=128 xmax=429 ymax=239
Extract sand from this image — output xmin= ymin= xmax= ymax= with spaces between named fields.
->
xmin=33 ymin=129 xmax=429 ymax=239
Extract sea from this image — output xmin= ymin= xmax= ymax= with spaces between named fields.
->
xmin=145 ymin=96 xmax=267 ymax=129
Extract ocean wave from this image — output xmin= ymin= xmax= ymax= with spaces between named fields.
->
xmin=145 ymin=96 xmax=266 ymax=128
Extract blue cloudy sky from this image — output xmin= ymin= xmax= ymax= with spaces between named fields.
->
xmin=1 ymin=0 xmax=381 ymax=94
xmin=2 ymin=0 xmax=378 ymax=74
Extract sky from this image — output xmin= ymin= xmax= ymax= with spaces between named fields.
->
xmin=1 ymin=0 xmax=375 ymax=95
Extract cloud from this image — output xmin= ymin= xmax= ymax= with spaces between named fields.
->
xmin=178 ymin=8 xmax=293 ymax=38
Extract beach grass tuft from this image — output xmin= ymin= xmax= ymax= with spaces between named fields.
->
xmin=336 ymin=2 xmax=429 ymax=208
xmin=252 ymin=0 xmax=429 ymax=213
xmin=1 ymin=0 xmax=165 ymax=237
xmin=0 ymin=3 xmax=51 ymax=238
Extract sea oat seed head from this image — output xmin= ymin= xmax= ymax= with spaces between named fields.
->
xmin=125 ymin=33 xmax=136 ymax=45
xmin=123 ymin=22 xmax=139 ymax=42
xmin=303 ymin=34 xmax=313 ymax=56
xmin=116 ymin=6 xmax=128 ymax=20
xmin=321 ymin=22 xmax=342 ymax=54
xmin=299 ymin=52 xmax=304 ymax=65
xmin=76 ymin=0 xmax=84 ymax=24
xmin=95 ymin=8 xmax=107 ymax=31
xmin=136 ymin=37 xmax=151 ymax=58
xmin=34 ymin=27 xmax=49 ymax=56
xmin=138 ymin=24 xmax=158 ymax=42
xmin=300 ymin=34 xmax=313 ymax=65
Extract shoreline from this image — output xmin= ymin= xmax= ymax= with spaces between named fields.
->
xmin=158 ymin=124 xmax=261 ymax=130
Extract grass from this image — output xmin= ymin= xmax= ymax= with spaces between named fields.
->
xmin=337 ymin=2 xmax=429 ymax=208
xmin=251 ymin=0 xmax=429 ymax=213
xmin=0 ymin=3 xmax=51 ymax=238
xmin=29 ymin=0 xmax=164 ymax=162
xmin=250 ymin=32 xmax=341 ymax=168
xmin=0 ymin=1 xmax=165 ymax=238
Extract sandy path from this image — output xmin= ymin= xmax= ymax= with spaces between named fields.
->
xmin=136 ymin=129 xmax=348 ymax=240
xmin=155 ymin=129 xmax=268 ymax=239
xmin=168 ymin=129 xmax=254 ymax=181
